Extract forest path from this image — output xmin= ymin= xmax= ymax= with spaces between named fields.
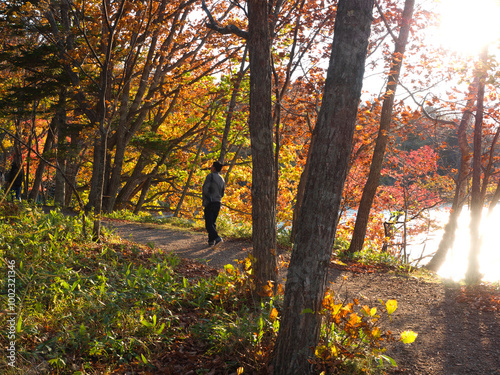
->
xmin=104 ymin=218 xmax=500 ymax=375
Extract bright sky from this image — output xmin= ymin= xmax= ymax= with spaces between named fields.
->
xmin=435 ymin=0 xmax=500 ymax=55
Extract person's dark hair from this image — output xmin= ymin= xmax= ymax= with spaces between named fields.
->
xmin=212 ymin=161 xmax=223 ymax=172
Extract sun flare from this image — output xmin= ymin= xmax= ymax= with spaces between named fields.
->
xmin=409 ymin=207 xmax=500 ymax=283
xmin=436 ymin=0 xmax=500 ymax=55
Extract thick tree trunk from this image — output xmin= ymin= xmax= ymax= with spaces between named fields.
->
xmin=247 ymin=0 xmax=278 ymax=293
xmin=272 ymin=1 xmax=374 ymax=373
xmin=348 ymin=0 xmax=415 ymax=254
xmin=290 ymin=127 xmax=316 ymax=244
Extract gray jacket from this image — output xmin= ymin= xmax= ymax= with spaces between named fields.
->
xmin=202 ymin=172 xmax=225 ymax=207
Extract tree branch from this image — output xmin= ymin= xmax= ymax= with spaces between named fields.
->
xmin=201 ymin=0 xmax=248 ymax=39
xmin=375 ymin=0 xmax=398 ymax=43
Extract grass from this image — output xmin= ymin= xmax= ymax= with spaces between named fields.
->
xmin=1 ymin=203 xmax=412 ymax=374
xmin=0 ymin=204 xmax=276 ymax=374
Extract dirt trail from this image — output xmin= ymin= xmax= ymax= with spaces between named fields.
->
xmin=104 ymin=219 xmax=500 ymax=375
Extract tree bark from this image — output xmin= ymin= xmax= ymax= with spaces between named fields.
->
xmin=466 ymin=47 xmax=488 ymax=284
xmin=28 ymin=109 xmax=58 ymax=202
xmin=174 ymin=126 xmax=209 ymax=217
xmin=290 ymin=123 xmax=316 ymax=244
xmin=220 ymin=50 xmax=248 ymax=163
xmin=272 ymin=1 xmax=374 ymax=373
xmin=247 ymin=0 xmax=278 ymax=293
xmin=90 ymin=0 xmax=127 ymax=240
xmin=425 ymin=78 xmax=477 ymax=272
xmin=54 ymin=96 xmax=67 ymax=206
xmin=348 ymin=0 xmax=415 ymax=254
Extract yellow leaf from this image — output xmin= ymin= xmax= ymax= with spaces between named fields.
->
xmin=315 ymin=345 xmax=329 ymax=359
xmin=332 ymin=303 xmax=343 ymax=316
xmin=385 ymin=299 xmax=397 ymax=315
xmin=331 ymin=345 xmax=338 ymax=357
xmin=237 ymin=367 xmax=244 ymax=375
xmin=361 ymin=305 xmax=377 ymax=317
xmin=400 ymin=330 xmax=418 ymax=344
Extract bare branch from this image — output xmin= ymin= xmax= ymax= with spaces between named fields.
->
xmin=375 ymin=0 xmax=398 ymax=43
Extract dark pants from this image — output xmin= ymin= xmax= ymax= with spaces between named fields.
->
xmin=204 ymin=202 xmax=221 ymax=243
xmin=13 ymin=186 xmax=21 ymax=201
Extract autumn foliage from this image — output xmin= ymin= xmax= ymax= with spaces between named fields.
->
xmin=0 ymin=0 xmax=499 ymax=265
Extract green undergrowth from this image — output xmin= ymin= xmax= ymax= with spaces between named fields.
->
xmin=1 ymin=204 xmax=415 ymax=374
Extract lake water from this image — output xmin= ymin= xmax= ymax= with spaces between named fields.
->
xmin=406 ymin=206 xmax=500 ymax=283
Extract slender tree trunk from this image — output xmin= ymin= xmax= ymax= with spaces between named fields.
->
xmin=89 ymin=0 xmax=127 ymax=239
xmin=348 ymin=0 xmax=415 ymax=254
xmin=425 ymin=79 xmax=477 ymax=272
xmin=247 ymin=0 xmax=278 ymax=293
xmin=223 ymin=141 xmax=244 ymax=186
xmin=133 ymin=177 xmax=152 ymax=214
xmin=28 ymin=108 xmax=58 ymax=202
xmin=272 ymin=1 xmax=374 ymax=373
xmin=174 ymin=126 xmax=209 ymax=217
xmin=220 ymin=51 xmax=248 ymax=163
xmin=91 ymin=131 xmax=108 ymax=240
xmin=466 ymin=47 xmax=488 ymax=284
xmin=28 ymin=131 xmax=54 ymax=202
xmin=54 ymin=109 xmax=67 ymax=206
xmin=487 ymin=178 xmax=500 ymax=215
xmin=64 ymin=126 xmax=84 ymax=206
xmin=133 ymin=150 xmax=171 ymax=213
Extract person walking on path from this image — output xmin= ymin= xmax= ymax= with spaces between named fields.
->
xmin=202 ymin=161 xmax=225 ymax=247
xmin=6 ymin=161 xmax=24 ymax=202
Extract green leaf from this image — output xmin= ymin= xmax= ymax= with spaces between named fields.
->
xmin=379 ymin=354 xmax=397 ymax=366
xmin=156 ymin=323 xmax=165 ymax=335
xmin=16 ymin=315 xmax=22 ymax=333
xmin=79 ymin=323 xmax=87 ymax=336
xmin=60 ymin=280 xmax=70 ymax=290
xmin=71 ymin=280 xmax=80 ymax=292
xmin=140 ymin=315 xmax=153 ymax=328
